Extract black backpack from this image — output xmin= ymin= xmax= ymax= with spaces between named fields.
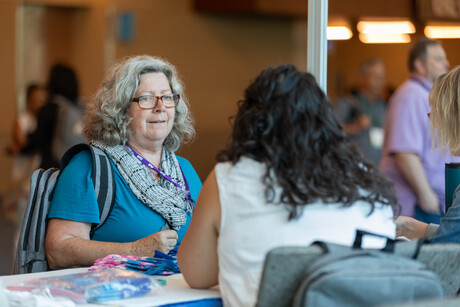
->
xmin=13 ymin=144 xmax=115 ymax=274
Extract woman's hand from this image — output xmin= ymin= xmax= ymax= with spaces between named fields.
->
xmin=46 ymin=219 xmax=179 ymax=269
xmin=395 ymin=216 xmax=429 ymax=240
xmin=130 ymin=230 xmax=178 ymax=256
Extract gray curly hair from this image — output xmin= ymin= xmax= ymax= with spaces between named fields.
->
xmin=84 ymin=55 xmax=195 ymax=152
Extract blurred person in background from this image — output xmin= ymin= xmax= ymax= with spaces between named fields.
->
xmin=380 ymin=37 xmax=459 ymax=224
xmin=21 ymin=63 xmax=86 ymax=168
xmin=2 ymin=84 xmax=47 ymax=224
xmin=333 ymin=57 xmax=387 ymax=165
xmin=396 ymin=66 xmax=460 ymax=243
xmin=9 ymin=84 xmax=47 ymax=182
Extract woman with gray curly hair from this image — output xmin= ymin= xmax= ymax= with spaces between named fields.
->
xmin=45 ymin=55 xmax=202 ymax=269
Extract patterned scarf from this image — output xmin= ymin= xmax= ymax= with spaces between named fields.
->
xmin=90 ymin=141 xmax=193 ymax=230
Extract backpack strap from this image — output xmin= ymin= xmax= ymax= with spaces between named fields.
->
xmin=353 ymin=229 xmax=396 ymax=252
xmin=88 ymin=146 xmax=116 ymax=237
xmin=60 ymin=143 xmax=116 ymax=238
xmin=352 ymin=229 xmax=425 ymax=259
xmin=313 ymin=230 xmax=426 ymax=260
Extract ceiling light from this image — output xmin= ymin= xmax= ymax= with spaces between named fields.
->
xmin=359 ymin=33 xmax=411 ymax=44
xmin=357 ymin=20 xmax=415 ymax=34
xmin=425 ymin=24 xmax=460 ymax=39
xmin=327 ymin=26 xmax=353 ymax=40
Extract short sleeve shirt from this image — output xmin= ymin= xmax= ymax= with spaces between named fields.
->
xmin=380 ymin=75 xmax=460 ymax=216
xmin=333 ymin=92 xmax=386 ymax=165
xmin=47 ymin=150 xmax=202 ymax=244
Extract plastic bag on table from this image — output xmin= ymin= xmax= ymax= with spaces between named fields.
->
xmin=7 ymin=268 xmax=164 ymax=304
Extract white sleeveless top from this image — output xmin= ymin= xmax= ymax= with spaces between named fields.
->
xmin=215 ymin=157 xmax=396 ymax=307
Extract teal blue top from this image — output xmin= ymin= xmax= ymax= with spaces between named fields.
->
xmin=48 ymin=150 xmax=202 ymax=245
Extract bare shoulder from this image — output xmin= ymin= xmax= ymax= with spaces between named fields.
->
xmin=193 ymin=168 xmax=221 ymax=233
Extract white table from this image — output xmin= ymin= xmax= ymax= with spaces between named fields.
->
xmin=0 ymin=268 xmax=221 ymax=306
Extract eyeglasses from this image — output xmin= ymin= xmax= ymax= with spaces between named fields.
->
xmin=131 ymin=94 xmax=180 ymax=109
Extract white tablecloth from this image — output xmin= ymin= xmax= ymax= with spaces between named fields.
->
xmin=0 ymin=268 xmax=221 ymax=306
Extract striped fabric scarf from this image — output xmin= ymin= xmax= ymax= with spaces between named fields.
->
xmin=91 ymin=141 xmax=192 ymax=230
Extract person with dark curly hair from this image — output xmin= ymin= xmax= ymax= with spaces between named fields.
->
xmin=178 ymin=64 xmax=399 ymax=306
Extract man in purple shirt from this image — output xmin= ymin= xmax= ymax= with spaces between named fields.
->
xmin=380 ymin=37 xmax=457 ymax=223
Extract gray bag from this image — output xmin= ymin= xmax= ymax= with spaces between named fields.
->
xmin=292 ymin=230 xmax=445 ymax=307
xmin=13 ymin=144 xmax=115 ymax=274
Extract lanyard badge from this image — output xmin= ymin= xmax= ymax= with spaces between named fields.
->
xmin=127 ymin=145 xmax=194 ymax=207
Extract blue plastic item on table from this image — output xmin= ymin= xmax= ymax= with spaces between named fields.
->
xmin=85 ymin=276 xmax=153 ymax=303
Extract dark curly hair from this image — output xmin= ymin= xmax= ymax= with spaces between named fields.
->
xmin=217 ymin=64 xmax=399 ymax=220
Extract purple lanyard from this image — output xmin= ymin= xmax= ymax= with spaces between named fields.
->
xmin=127 ymin=145 xmax=186 ymax=192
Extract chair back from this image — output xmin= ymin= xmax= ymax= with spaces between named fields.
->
xmin=416 ymin=243 xmax=460 ymax=296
